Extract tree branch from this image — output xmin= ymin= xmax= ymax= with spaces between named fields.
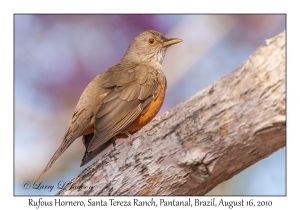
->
xmin=57 ymin=31 xmax=286 ymax=196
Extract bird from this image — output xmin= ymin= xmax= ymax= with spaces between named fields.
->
xmin=38 ymin=30 xmax=182 ymax=180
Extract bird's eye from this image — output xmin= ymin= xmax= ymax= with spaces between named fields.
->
xmin=147 ymin=37 xmax=156 ymax=46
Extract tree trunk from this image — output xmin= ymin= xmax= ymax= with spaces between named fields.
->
xmin=57 ymin=31 xmax=286 ymax=196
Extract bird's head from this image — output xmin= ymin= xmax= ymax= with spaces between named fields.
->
xmin=122 ymin=30 xmax=182 ymax=68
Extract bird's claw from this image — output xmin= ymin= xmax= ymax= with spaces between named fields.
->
xmin=123 ymin=130 xmax=133 ymax=145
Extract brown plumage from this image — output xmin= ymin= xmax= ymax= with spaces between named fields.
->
xmin=38 ymin=30 xmax=182 ymax=180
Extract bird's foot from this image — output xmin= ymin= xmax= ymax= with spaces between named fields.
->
xmin=112 ymin=138 xmax=116 ymax=147
xmin=123 ymin=130 xmax=133 ymax=145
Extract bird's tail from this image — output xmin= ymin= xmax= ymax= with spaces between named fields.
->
xmin=37 ymin=129 xmax=76 ymax=181
xmin=80 ymin=137 xmax=116 ymax=167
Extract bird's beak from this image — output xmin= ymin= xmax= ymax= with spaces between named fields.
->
xmin=163 ymin=38 xmax=183 ymax=47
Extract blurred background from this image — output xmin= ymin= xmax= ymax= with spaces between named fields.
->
xmin=14 ymin=14 xmax=286 ymax=195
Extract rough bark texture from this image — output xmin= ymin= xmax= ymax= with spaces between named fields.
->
xmin=57 ymin=31 xmax=286 ymax=196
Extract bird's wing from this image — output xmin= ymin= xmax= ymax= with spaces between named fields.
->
xmin=87 ymin=64 xmax=162 ymax=152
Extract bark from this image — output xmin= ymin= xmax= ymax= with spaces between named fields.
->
xmin=57 ymin=31 xmax=286 ymax=196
